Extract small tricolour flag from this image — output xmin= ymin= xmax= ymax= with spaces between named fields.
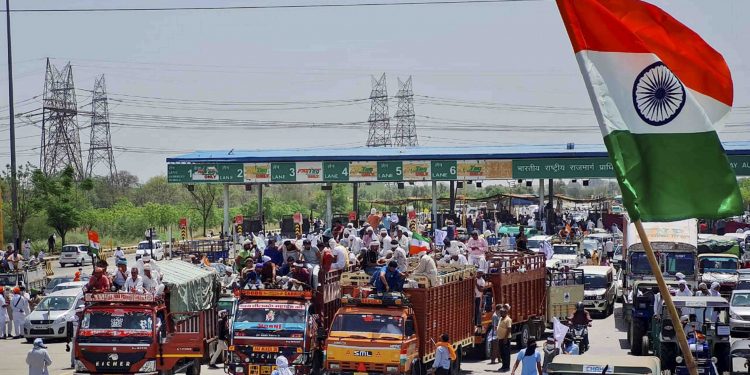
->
xmin=87 ymin=230 xmax=100 ymax=255
xmin=557 ymin=0 xmax=743 ymax=221
xmin=408 ymin=232 xmax=430 ymax=255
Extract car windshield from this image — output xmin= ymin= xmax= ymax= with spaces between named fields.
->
xmin=137 ymin=243 xmax=153 ymax=250
xmin=732 ymin=293 xmax=750 ymax=307
xmin=584 ymin=274 xmax=608 ymax=289
xmin=700 ymin=257 xmax=738 ymax=273
xmin=46 ymin=277 xmax=73 ymax=290
xmin=36 ymin=296 xmax=76 ymax=311
xmin=527 ymin=240 xmax=542 ymax=249
xmin=553 ymin=245 xmax=577 ymax=255
xmin=0 ymin=274 xmax=19 ymax=286
xmin=583 ymin=241 xmax=598 ymax=251
xmin=331 ymin=313 xmax=404 ymax=335
xmin=81 ymin=310 xmax=153 ymax=331
xmin=52 ymin=284 xmax=83 ymax=293
xmin=62 ymin=246 xmax=81 ymax=253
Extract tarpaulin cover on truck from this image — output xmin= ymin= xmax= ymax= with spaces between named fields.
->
xmin=159 ymin=260 xmax=220 ymax=312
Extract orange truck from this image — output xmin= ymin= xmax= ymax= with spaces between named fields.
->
xmin=474 ymin=252 xmax=547 ymax=356
xmin=74 ymin=260 xmax=221 ymax=375
xmin=323 ymin=266 xmax=475 ymax=374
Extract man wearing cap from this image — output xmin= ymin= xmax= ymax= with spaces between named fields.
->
xmin=222 ymin=268 xmax=238 ymax=290
xmin=675 ymin=280 xmax=693 ymax=297
xmin=123 ymin=267 xmax=144 ymax=293
xmin=367 ymin=208 xmax=381 ymax=229
xmin=209 ymin=310 xmax=230 ymax=369
xmin=27 ymin=338 xmax=52 ymax=375
xmin=396 ymin=229 xmax=410 ymax=251
xmin=412 ymin=247 xmax=439 ymax=287
xmin=142 ymin=264 xmax=161 ymax=293
xmin=112 ymin=261 xmax=129 ymax=291
xmin=114 ymin=246 xmax=126 ymax=263
xmin=708 ymin=282 xmax=721 ymax=297
xmin=374 ymin=261 xmax=406 ymax=293
xmin=467 ymin=231 xmax=488 ymax=269
xmin=391 ymin=240 xmax=408 ymax=273
xmin=379 ymin=229 xmax=393 ymax=256
xmin=330 ymin=239 xmax=348 ymax=271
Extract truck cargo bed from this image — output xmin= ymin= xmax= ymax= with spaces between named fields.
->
xmin=486 ymin=253 xmax=547 ymax=326
xmin=406 ymin=275 xmax=475 ymax=363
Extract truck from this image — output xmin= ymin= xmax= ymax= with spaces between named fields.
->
xmin=0 ymin=263 xmax=48 ymax=294
xmin=324 ymin=266 xmax=475 ymax=374
xmin=227 ymin=267 xmax=342 ymax=375
xmin=622 ymin=218 xmax=699 ymax=291
xmin=546 ymin=268 xmax=584 ymax=328
xmin=74 ymin=260 xmax=221 ymax=374
xmin=698 ymin=253 xmax=739 ymax=298
xmin=475 ymin=252 xmax=547 ymax=352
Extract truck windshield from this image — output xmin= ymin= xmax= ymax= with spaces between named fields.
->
xmin=700 ymin=257 xmax=738 ymax=273
xmin=78 ymin=310 xmax=154 ymax=344
xmin=553 ymin=246 xmax=577 ymax=255
xmin=233 ymin=303 xmax=306 ymax=338
xmin=330 ymin=314 xmax=404 ymax=335
xmin=582 ymin=241 xmax=598 ymax=251
xmin=527 ymin=240 xmax=541 ymax=249
xmin=630 ymin=252 xmax=695 ymax=276
xmin=37 ymin=296 xmax=76 ymax=311
xmin=583 ymin=274 xmax=608 ymax=289
xmin=0 ymin=274 xmax=18 ymax=286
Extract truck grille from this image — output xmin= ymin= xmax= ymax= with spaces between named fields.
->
xmin=30 ymin=320 xmax=54 ymax=325
xmin=81 ymin=351 xmax=146 ymax=374
xmin=339 ymin=362 xmax=389 ymax=372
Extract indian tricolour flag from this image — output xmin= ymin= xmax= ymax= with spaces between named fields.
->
xmin=409 ymin=232 xmax=430 ymax=256
xmin=557 ymin=0 xmax=743 ymax=221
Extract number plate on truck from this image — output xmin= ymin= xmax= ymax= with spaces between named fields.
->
xmin=253 ymin=346 xmax=279 ymax=353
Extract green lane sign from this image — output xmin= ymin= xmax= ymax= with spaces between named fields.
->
xmin=167 ymin=163 xmax=243 ymax=183
xmin=431 ymin=161 xmax=457 ymax=180
xmin=377 ymin=161 xmax=403 ymax=181
xmin=271 ymin=162 xmax=297 ymax=182
xmin=323 ymin=161 xmax=350 ymax=182
xmin=168 ymin=154 xmax=750 ymax=183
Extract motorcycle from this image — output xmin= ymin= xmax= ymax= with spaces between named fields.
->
xmin=571 ymin=324 xmax=589 ymax=354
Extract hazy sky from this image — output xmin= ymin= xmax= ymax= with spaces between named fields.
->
xmin=1 ymin=0 xmax=748 ymax=179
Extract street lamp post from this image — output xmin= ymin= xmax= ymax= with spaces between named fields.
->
xmin=5 ymin=0 xmax=20 ymax=252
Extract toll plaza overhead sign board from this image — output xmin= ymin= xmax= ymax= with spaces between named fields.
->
xmin=168 ymin=155 xmax=750 ymax=183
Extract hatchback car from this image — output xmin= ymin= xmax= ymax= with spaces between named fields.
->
xmin=730 ymin=289 xmax=750 ymax=336
xmin=24 ymin=289 xmax=84 ymax=342
xmin=59 ymin=244 xmax=92 ymax=267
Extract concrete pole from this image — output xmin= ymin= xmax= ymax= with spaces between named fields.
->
xmin=325 ymin=183 xmax=333 ymax=229
xmin=538 ymin=179 xmax=544 ymax=230
xmin=548 ymin=178 xmax=554 ymax=235
xmin=432 ymin=181 xmax=438 ymax=233
xmin=258 ymin=184 xmax=264 ymax=232
xmin=353 ymin=182 xmax=359 ymax=226
xmin=223 ymin=184 xmax=230 ymax=238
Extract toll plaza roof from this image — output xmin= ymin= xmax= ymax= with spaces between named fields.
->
xmin=166 ymin=141 xmax=750 ymax=163
xmin=165 ymin=141 xmax=750 ymax=183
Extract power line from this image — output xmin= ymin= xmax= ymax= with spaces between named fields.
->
xmin=11 ymin=0 xmax=539 ymax=13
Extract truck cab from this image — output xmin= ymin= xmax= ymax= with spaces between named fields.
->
xmin=325 ymin=296 xmax=419 ymax=374
xmin=698 ymin=253 xmax=739 ymax=298
xmin=228 ymin=289 xmax=317 ymax=375
xmin=625 ymin=242 xmax=698 ymax=291
xmin=75 ymin=293 xmax=206 ymax=375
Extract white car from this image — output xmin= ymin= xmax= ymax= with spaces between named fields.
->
xmin=135 ymin=240 xmax=165 ymax=260
xmin=24 ymin=289 xmax=84 ymax=342
xmin=59 ymin=244 xmax=93 ymax=267
xmin=48 ymin=281 xmax=87 ymax=294
xmin=551 ymin=244 xmax=585 ymax=267
xmin=730 ymin=289 xmax=750 ymax=336
xmin=527 ymin=235 xmax=553 ymax=253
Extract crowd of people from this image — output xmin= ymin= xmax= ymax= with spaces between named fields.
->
xmin=83 ymin=252 xmax=165 ymax=295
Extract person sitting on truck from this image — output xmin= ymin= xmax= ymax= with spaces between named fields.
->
xmin=221 ymin=268 xmax=238 ymax=291
xmin=123 ymin=267 xmax=144 ymax=293
xmin=111 ymin=261 xmax=129 ymax=291
xmin=374 ymin=261 xmax=405 ymax=293
xmin=360 ymin=242 xmax=382 ymax=276
xmin=330 ymin=239 xmax=349 ymax=271
xmin=282 ymin=240 xmax=301 ymax=263
xmin=290 ymin=262 xmax=311 ymax=285
xmin=142 ymin=264 xmax=161 ymax=294
xmin=391 ymin=239 xmax=408 ymax=273
xmin=279 ymin=256 xmax=295 ymax=277
xmin=264 ymin=239 xmax=284 ymax=267
xmin=432 ymin=333 xmax=456 ymax=375
xmin=86 ymin=267 xmax=112 ymax=293
xmin=412 ymin=248 xmax=439 ymax=287
xmin=300 ymin=239 xmax=320 ymax=266
xmin=260 ymin=256 xmax=277 ymax=283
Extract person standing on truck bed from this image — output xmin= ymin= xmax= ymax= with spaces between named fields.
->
xmin=497 ymin=307 xmax=513 ymax=372
xmin=264 ymin=239 xmax=284 ymax=267
xmin=432 ymin=333 xmax=456 ymax=375
xmin=391 ymin=240 xmax=408 ymax=273
xmin=467 ymin=231 xmax=488 ymax=269
xmin=511 ymin=337 xmax=542 ymax=375
xmin=208 ymin=310 xmax=229 ymax=369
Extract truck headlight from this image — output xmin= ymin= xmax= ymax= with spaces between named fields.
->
xmin=139 ymin=360 xmax=156 ymax=373
xmin=235 ymin=366 xmax=245 ymax=373
xmin=386 ymin=365 xmax=399 ymax=372
xmin=330 ymin=363 xmax=340 ymax=370
xmin=75 ymin=360 xmax=87 ymax=372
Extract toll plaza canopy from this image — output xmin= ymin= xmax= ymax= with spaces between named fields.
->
xmin=166 ymin=141 xmax=750 ymax=184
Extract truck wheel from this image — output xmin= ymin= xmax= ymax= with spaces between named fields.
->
xmin=516 ymin=323 xmax=530 ymax=350
xmin=659 ymin=342 xmax=676 ymax=372
xmin=629 ymin=319 xmax=645 ymax=356
xmin=450 ymin=346 xmax=463 ymax=375
xmin=185 ymin=359 xmax=201 ymax=375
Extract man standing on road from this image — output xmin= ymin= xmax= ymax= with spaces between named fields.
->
xmin=497 ymin=307 xmax=513 ymax=372
xmin=114 ymin=246 xmax=126 ymax=263
xmin=208 ymin=310 xmax=229 ymax=369
xmin=0 ymin=289 xmax=8 ymax=339
xmin=489 ymin=304 xmax=502 ymax=365
xmin=27 ymin=338 xmax=52 ymax=375
xmin=11 ymin=287 xmax=29 ymax=338
xmin=47 ymin=234 xmax=55 ymax=254
xmin=432 ymin=333 xmax=455 ymax=375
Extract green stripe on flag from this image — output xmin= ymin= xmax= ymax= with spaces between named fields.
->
xmin=604 ymin=130 xmax=743 ymax=221
xmin=412 ymin=232 xmax=430 ymax=243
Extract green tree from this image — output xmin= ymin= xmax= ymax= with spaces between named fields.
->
xmin=1 ymin=162 xmax=41 ymax=243
xmin=186 ymin=184 xmax=219 ymax=236
xmin=32 ymin=166 xmax=93 ymax=246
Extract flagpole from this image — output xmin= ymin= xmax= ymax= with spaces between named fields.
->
xmin=633 ymin=220 xmax=697 ymax=375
